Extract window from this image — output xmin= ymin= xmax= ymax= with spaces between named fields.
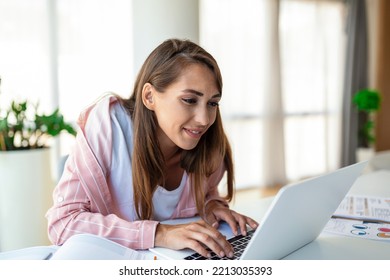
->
xmin=0 ymin=0 xmax=52 ymax=112
xmin=0 ymin=0 xmax=133 ymax=180
xmin=1 ymin=0 xmax=347 ymax=187
xmin=200 ymin=0 xmax=346 ymax=188
xmin=0 ymin=0 xmax=133 ymax=158
xmin=55 ymin=0 xmax=133 ymax=155
xmin=280 ymin=0 xmax=346 ymax=180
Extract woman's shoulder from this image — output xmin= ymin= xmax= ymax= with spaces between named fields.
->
xmin=109 ymin=97 xmax=130 ymax=119
xmin=78 ymin=93 xmax=125 ymax=128
xmin=90 ymin=93 xmax=122 ymax=113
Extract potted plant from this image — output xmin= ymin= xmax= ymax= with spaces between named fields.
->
xmin=352 ymin=88 xmax=381 ymax=161
xmin=0 ymin=93 xmax=76 ymax=251
xmin=0 ymin=100 xmax=76 ymax=151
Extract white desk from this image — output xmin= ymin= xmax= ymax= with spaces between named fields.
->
xmin=231 ymin=170 xmax=390 ymax=259
xmin=2 ymin=171 xmax=389 ymax=260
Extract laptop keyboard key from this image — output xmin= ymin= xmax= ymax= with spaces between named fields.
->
xmin=184 ymin=229 xmax=255 ymax=260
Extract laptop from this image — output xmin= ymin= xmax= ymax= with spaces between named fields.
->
xmin=149 ymin=162 xmax=367 ymax=260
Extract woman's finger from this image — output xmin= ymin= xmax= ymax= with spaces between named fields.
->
xmin=185 ymin=221 xmax=233 ymax=258
xmin=231 ymin=211 xmax=249 ymax=235
xmin=211 ymin=208 xmax=239 ymax=235
xmin=156 ymin=221 xmax=234 ymax=258
xmin=211 ymin=208 xmax=259 ymax=236
xmin=204 ymin=211 xmax=219 ymax=228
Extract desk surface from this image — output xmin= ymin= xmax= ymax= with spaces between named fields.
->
xmin=231 ymin=170 xmax=390 ymax=259
xmin=2 ymin=170 xmax=388 ymax=260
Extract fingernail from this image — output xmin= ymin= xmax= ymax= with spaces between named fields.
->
xmin=228 ymin=251 xmax=234 ymax=258
xmin=207 ymin=253 xmax=212 ymax=258
xmin=219 ymin=251 xmax=225 ymax=258
xmin=212 ymin=222 xmax=218 ymax=228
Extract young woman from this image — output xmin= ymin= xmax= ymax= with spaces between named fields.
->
xmin=46 ymin=38 xmax=258 ymax=259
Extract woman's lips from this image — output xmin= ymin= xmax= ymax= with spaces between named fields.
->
xmin=183 ymin=128 xmax=203 ymax=139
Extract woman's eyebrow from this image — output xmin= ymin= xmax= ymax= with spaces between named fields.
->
xmin=182 ymin=89 xmax=221 ymax=98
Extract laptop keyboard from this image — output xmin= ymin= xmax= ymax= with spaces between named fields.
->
xmin=184 ymin=229 xmax=255 ymax=260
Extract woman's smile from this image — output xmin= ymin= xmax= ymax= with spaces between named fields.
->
xmin=183 ymin=127 xmax=204 ymax=139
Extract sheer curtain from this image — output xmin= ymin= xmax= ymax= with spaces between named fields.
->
xmin=341 ymin=0 xmax=368 ymax=166
xmin=200 ymin=0 xmax=284 ymax=189
xmin=280 ymin=0 xmax=346 ymax=180
xmin=56 ymin=0 xmax=133 ymax=121
xmin=55 ymin=0 xmax=133 ymax=156
xmin=200 ymin=0 xmax=346 ymax=189
xmin=0 ymin=0 xmax=53 ymax=112
xmin=1 ymin=0 xmax=347 ymax=188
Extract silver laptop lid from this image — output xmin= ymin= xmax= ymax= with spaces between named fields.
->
xmin=240 ymin=161 xmax=367 ymax=259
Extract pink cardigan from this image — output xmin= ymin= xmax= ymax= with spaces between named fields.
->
xmin=46 ymin=95 xmax=226 ymax=250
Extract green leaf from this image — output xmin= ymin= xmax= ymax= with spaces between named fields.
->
xmin=353 ymin=89 xmax=381 ymax=112
xmin=0 ymin=99 xmax=76 ymax=150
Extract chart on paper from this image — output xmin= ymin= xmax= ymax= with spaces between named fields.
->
xmin=324 ymin=218 xmax=390 ymax=241
xmin=332 ymin=195 xmax=390 ymax=224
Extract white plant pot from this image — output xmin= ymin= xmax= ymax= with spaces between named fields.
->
xmin=356 ymin=147 xmax=375 ymax=162
xmin=0 ymin=148 xmax=54 ymax=251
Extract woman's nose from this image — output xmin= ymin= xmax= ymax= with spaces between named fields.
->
xmin=194 ymin=106 xmax=210 ymax=126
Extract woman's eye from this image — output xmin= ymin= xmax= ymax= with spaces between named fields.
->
xmin=208 ymin=101 xmax=220 ymax=107
xmin=182 ymin=98 xmax=197 ymax=104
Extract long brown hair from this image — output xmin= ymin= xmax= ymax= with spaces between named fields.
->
xmin=120 ymin=38 xmax=234 ymax=220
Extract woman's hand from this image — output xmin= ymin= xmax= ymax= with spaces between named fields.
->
xmin=204 ymin=200 xmax=259 ymax=236
xmin=154 ymin=220 xmax=234 ymax=258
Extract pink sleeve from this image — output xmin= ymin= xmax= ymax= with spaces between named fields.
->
xmin=46 ymin=96 xmax=158 ymax=250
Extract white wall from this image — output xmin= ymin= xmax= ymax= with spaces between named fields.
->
xmin=132 ymin=0 xmax=199 ymax=76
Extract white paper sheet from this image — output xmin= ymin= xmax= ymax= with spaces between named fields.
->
xmin=332 ymin=195 xmax=390 ymax=224
xmin=324 ymin=218 xmax=390 ymax=242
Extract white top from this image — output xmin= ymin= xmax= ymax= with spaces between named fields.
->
xmin=152 ymin=172 xmax=188 ymax=221
xmin=105 ymin=102 xmax=184 ymax=221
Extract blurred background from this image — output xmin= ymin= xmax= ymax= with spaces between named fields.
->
xmin=0 ymin=0 xmax=389 ymax=250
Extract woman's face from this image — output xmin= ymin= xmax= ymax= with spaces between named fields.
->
xmin=143 ymin=63 xmax=220 ymax=153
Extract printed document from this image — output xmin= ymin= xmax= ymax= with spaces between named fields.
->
xmin=325 ymin=195 xmax=390 ymax=242
xmin=332 ymin=195 xmax=390 ymax=223
xmin=324 ymin=218 xmax=390 ymax=242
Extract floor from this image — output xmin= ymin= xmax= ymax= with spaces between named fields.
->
xmin=230 ymin=185 xmax=282 ymax=209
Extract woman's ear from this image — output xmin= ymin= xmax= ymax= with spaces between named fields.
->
xmin=141 ymin=83 xmax=155 ymax=110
